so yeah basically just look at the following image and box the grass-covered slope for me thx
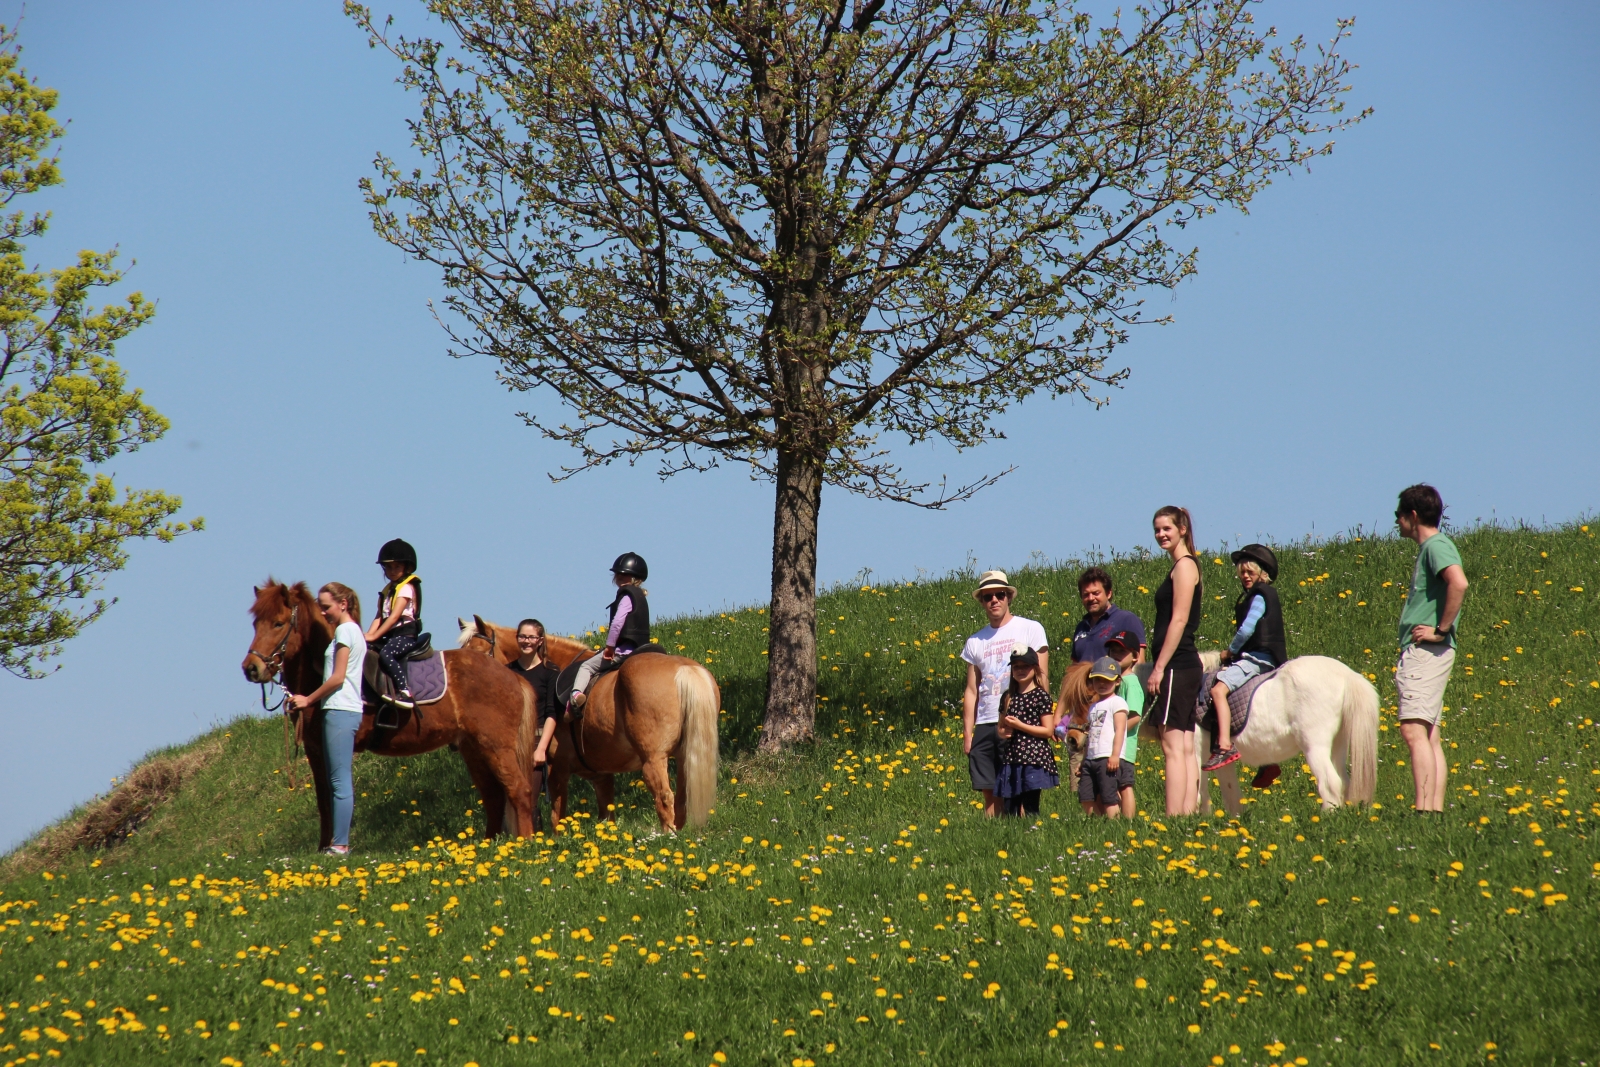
[3,523,1598,1065]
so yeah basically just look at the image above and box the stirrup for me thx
[375,703,402,729]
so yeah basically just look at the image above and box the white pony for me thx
[1190,650,1378,816]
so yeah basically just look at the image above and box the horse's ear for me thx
[253,586,260,597]
[474,614,492,638]
[458,617,468,632]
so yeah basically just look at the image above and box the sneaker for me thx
[1251,763,1282,789]
[390,690,416,710]
[320,845,350,856]
[1202,747,1241,772]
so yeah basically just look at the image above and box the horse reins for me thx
[252,602,300,706]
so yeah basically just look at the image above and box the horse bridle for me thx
[252,602,300,712]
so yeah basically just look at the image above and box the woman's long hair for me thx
[999,661,1049,719]
[320,582,362,625]
[1153,505,1196,557]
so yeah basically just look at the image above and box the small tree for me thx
[0,30,199,677]
[350,0,1364,747]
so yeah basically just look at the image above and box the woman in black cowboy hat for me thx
[1203,543,1288,771]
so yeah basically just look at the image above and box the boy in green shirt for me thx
[1395,484,1469,813]
[1105,630,1145,818]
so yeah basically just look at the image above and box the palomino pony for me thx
[1055,653,1377,816]
[241,581,543,849]
[458,616,719,832]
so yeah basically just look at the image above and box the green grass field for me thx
[4,523,1598,1066]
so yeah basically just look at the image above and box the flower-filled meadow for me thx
[3,524,1597,1065]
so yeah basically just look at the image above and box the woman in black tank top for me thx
[1152,568,1203,670]
[1148,506,1205,816]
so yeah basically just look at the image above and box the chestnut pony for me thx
[241,581,542,848]
[458,616,719,832]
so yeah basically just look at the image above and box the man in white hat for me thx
[961,570,1050,817]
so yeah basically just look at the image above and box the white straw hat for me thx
[973,570,1018,599]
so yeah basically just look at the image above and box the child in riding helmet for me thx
[1202,543,1287,771]
[568,552,651,715]
[366,538,423,709]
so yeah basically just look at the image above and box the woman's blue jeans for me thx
[322,709,362,847]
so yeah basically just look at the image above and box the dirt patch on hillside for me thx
[2,739,223,880]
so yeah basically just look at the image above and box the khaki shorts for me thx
[1396,643,1455,726]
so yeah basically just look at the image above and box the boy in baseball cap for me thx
[1103,630,1144,817]
[1079,656,1130,817]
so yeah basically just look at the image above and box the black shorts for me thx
[1150,666,1204,732]
[1115,760,1136,790]
[968,723,1000,792]
[1078,757,1120,806]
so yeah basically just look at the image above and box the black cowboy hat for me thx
[1229,543,1279,581]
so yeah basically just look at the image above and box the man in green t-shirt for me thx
[1395,484,1469,813]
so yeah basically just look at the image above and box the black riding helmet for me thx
[377,538,418,568]
[611,552,648,581]
[1229,543,1279,582]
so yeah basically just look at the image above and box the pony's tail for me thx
[1344,672,1379,805]
[677,665,720,828]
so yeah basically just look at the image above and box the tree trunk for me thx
[760,444,822,751]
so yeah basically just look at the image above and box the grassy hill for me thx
[4,523,1598,1065]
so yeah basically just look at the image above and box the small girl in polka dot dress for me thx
[994,646,1059,816]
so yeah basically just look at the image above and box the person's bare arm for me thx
[1107,710,1127,772]
[366,588,412,642]
[1148,556,1197,694]
[1001,712,1056,739]
[1037,647,1050,697]
[531,716,557,763]
[289,644,349,710]
[962,662,980,753]
[1413,564,1469,643]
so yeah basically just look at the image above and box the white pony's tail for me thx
[677,665,720,828]
[1344,670,1379,804]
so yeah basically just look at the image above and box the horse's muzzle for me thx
[242,653,270,683]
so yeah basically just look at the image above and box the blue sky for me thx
[2,1,1595,851]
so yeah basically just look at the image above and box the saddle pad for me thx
[554,645,665,705]
[1196,663,1282,738]
[407,650,449,706]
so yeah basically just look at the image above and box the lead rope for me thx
[282,710,302,792]
[254,602,302,791]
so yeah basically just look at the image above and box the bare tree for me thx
[348,0,1365,748]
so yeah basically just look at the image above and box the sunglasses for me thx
[977,591,1010,603]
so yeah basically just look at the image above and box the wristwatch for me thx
[1435,622,1454,637]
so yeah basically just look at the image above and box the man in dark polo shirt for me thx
[1069,566,1147,665]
